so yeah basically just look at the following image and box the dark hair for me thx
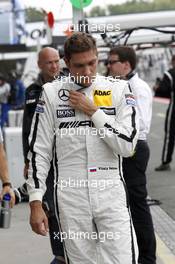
[109,46,137,70]
[172,55,175,61]
[64,32,97,60]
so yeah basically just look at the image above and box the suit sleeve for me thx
[22,88,30,163]
[91,83,139,157]
[26,87,55,202]
[22,86,42,163]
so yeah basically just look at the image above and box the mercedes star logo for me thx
[58,89,69,101]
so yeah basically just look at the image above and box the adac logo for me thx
[94,90,111,96]
[58,89,69,101]
[93,90,112,107]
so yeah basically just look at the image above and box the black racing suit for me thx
[22,74,64,258]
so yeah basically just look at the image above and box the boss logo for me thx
[94,90,111,96]
[57,109,75,118]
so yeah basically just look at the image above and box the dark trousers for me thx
[44,163,64,258]
[162,105,175,164]
[123,140,156,264]
[48,214,64,257]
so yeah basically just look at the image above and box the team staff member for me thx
[0,128,15,207]
[107,46,156,264]
[155,55,175,171]
[27,32,139,264]
[22,47,65,264]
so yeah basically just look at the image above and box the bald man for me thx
[22,47,60,164]
[37,47,60,82]
[17,47,65,264]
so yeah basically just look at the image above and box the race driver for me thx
[27,32,139,264]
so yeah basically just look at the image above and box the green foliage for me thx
[87,6,106,17]
[88,0,175,17]
[26,7,45,23]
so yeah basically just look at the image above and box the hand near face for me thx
[69,90,98,117]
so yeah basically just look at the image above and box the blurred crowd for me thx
[0,71,25,128]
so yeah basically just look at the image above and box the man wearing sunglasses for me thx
[107,46,156,264]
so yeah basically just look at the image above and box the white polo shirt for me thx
[129,73,152,140]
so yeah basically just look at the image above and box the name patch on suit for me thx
[57,109,75,118]
[93,90,112,106]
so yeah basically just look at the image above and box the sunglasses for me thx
[105,60,121,65]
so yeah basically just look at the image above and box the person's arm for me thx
[22,85,42,178]
[0,143,15,207]
[136,85,152,136]
[22,87,31,179]
[29,200,49,236]
[22,87,31,164]
[26,85,55,235]
[69,82,139,157]
[0,83,10,96]
[155,71,172,98]
[18,79,25,97]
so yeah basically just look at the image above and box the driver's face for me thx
[66,49,98,86]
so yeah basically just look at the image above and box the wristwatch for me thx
[2,182,12,188]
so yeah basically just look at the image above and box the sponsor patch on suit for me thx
[125,94,136,106]
[100,107,116,115]
[93,89,112,106]
[57,109,75,118]
[35,105,44,113]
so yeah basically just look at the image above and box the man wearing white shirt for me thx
[107,46,156,264]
